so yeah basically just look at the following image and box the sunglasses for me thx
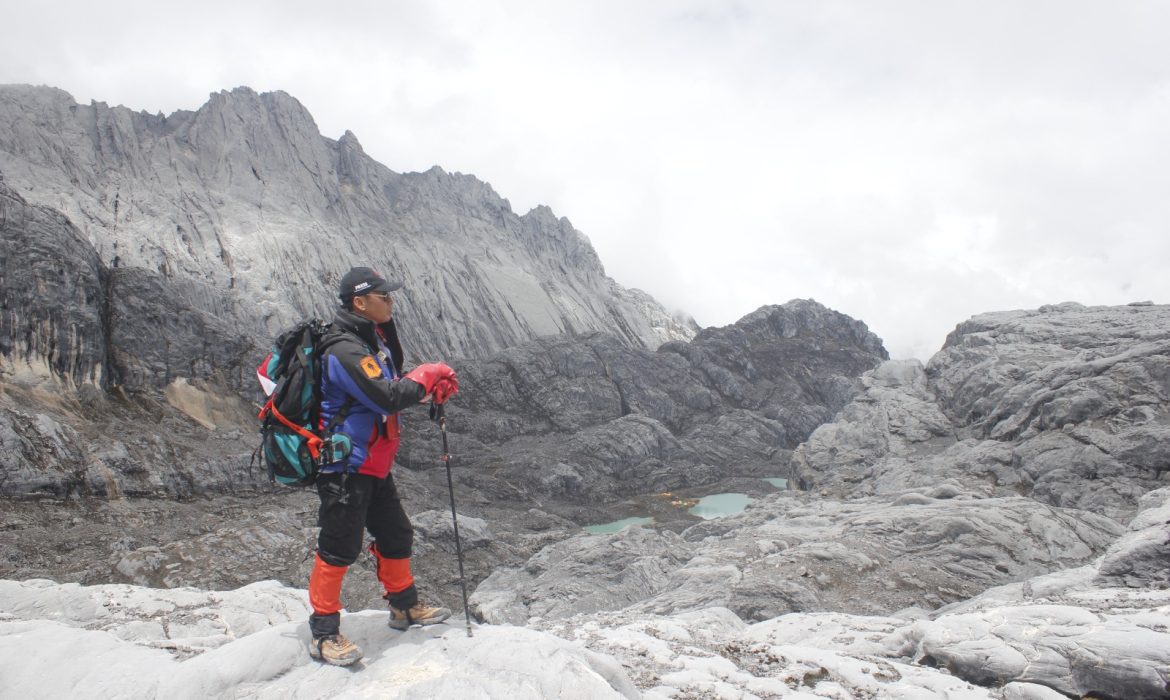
[365,292,393,302]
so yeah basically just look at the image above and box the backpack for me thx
[254,320,353,486]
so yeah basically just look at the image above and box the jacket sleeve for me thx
[325,343,426,416]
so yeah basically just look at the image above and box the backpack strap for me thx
[263,398,326,459]
[324,397,355,433]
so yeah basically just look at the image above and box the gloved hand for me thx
[432,377,457,404]
[404,362,459,404]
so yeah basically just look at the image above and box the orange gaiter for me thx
[308,553,348,615]
[370,544,414,595]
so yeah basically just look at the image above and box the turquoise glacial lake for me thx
[583,516,655,534]
[688,493,751,520]
[762,477,788,488]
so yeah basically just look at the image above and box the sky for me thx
[2,0,1168,359]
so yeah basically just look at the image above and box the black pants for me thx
[309,472,416,637]
[316,471,413,566]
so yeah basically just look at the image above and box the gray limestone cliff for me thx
[0,84,694,379]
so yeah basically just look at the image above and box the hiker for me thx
[307,266,459,666]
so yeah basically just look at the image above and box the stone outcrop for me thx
[470,490,1122,624]
[439,300,887,503]
[887,486,1170,699]
[509,480,1170,698]
[0,84,695,374]
[792,303,1170,522]
[1095,485,1170,587]
[0,580,642,698]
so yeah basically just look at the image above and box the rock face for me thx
[467,445,1170,700]
[0,84,887,513]
[0,295,886,502]
[470,491,1122,625]
[792,303,1170,522]
[0,180,289,394]
[0,84,695,377]
[0,181,106,386]
[440,300,888,503]
[888,486,1170,699]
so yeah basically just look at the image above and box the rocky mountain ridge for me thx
[0,83,694,372]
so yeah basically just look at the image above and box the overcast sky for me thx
[3,1,1168,359]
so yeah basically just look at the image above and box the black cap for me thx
[338,266,403,300]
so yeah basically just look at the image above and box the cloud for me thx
[2,0,1169,360]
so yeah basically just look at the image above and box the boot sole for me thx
[315,655,362,667]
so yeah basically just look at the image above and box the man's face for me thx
[352,291,394,324]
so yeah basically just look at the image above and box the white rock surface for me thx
[0,579,638,699]
[0,577,1004,699]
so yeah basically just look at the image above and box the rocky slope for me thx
[470,492,1123,625]
[465,302,1170,698]
[2,84,884,510]
[791,302,1170,521]
[0,84,694,376]
[1,182,888,611]
[441,300,887,506]
[534,484,1170,698]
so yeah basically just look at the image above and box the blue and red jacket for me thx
[317,310,425,478]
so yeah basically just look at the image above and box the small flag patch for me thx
[360,356,382,379]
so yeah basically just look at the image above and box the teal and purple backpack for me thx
[254,320,351,486]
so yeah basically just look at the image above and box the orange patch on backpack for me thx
[360,356,382,379]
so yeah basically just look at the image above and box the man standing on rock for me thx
[307,266,459,666]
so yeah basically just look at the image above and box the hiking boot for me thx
[389,601,451,630]
[308,633,363,666]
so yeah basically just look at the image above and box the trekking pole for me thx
[434,401,473,638]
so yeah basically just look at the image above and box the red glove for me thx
[404,363,459,404]
[432,378,458,404]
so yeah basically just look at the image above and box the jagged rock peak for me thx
[0,83,696,371]
[337,129,363,150]
[0,83,75,107]
[204,86,313,118]
[699,299,889,358]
